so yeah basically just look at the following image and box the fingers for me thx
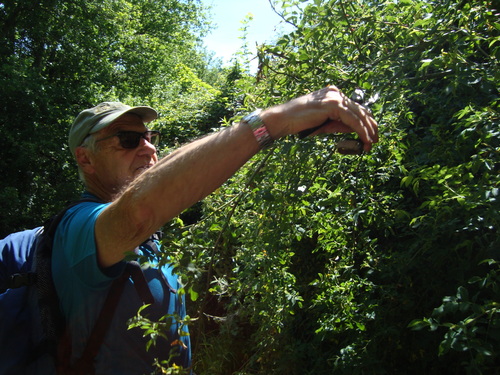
[261,86,379,151]
[323,86,379,151]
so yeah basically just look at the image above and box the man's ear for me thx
[75,146,95,174]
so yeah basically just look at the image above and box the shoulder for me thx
[52,200,119,286]
[63,200,110,227]
[54,200,110,259]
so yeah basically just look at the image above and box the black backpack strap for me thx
[57,262,155,375]
[127,260,156,304]
[36,198,104,355]
[4,271,37,289]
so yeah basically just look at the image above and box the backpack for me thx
[0,199,156,375]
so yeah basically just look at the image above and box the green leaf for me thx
[189,287,199,301]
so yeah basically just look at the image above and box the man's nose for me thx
[138,136,157,155]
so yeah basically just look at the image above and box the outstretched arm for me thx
[95,86,378,267]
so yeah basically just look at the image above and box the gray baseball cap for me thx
[68,102,158,156]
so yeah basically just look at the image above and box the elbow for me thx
[114,189,163,244]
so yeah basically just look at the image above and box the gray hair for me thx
[77,135,99,183]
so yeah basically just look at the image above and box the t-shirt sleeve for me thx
[53,202,124,290]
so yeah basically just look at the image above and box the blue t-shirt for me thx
[52,194,191,374]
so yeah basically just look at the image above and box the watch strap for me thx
[242,110,274,149]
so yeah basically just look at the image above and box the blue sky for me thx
[201,0,295,71]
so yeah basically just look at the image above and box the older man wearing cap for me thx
[51,86,378,374]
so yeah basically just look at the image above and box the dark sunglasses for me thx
[95,130,161,149]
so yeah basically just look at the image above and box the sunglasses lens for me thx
[118,132,141,149]
[117,131,160,149]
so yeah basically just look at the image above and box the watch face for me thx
[243,111,263,128]
[248,114,260,125]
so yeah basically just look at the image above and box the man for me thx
[53,85,378,373]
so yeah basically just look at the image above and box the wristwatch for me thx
[242,110,274,149]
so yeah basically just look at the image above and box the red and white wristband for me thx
[242,109,274,150]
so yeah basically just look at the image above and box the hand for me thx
[261,86,379,152]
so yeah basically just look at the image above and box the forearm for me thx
[96,120,260,266]
[125,120,260,227]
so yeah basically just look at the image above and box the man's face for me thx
[85,113,158,196]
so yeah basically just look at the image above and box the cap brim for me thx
[125,106,158,123]
[90,106,158,135]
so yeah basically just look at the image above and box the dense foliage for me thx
[160,0,499,374]
[1,0,499,374]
